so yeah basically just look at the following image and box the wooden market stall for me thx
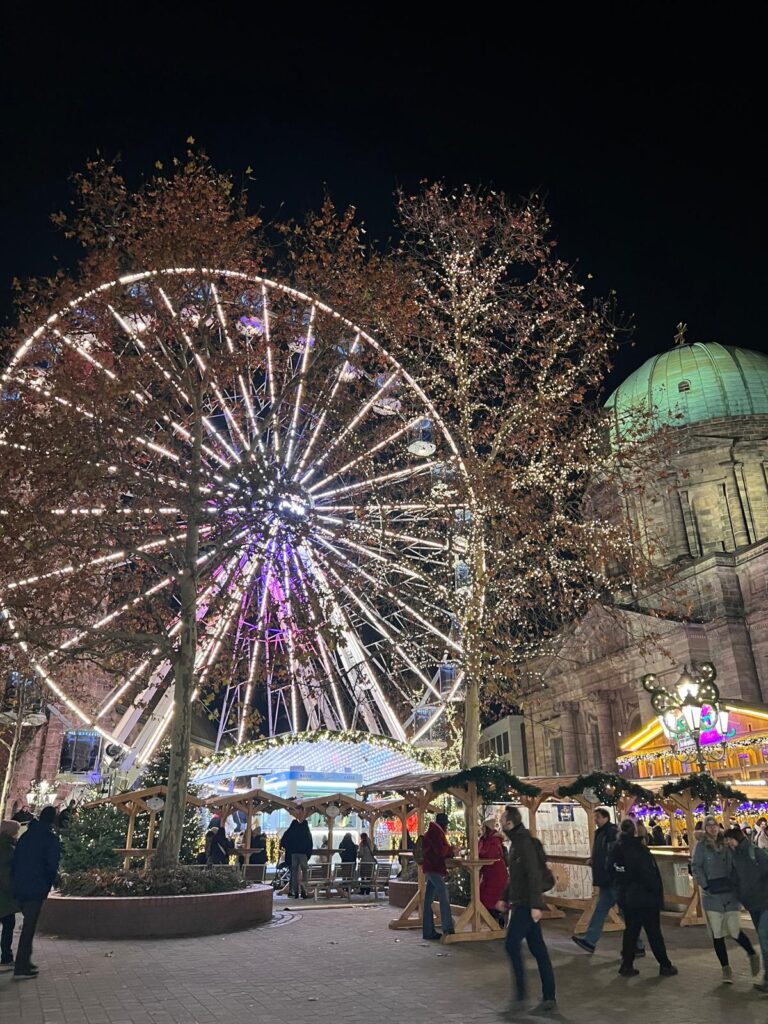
[84,785,207,869]
[205,787,294,864]
[359,766,542,944]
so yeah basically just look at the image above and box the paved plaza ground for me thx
[1,902,767,1024]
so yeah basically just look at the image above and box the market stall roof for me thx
[205,787,295,815]
[358,770,445,797]
[292,792,373,818]
[191,732,427,787]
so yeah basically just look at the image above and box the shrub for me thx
[59,865,246,897]
[59,803,125,873]
[446,866,471,907]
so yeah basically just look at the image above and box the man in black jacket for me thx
[496,805,556,1014]
[11,805,61,981]
[611,818,677,977]
[572,808,644,956]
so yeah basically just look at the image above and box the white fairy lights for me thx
[1,267,477,755]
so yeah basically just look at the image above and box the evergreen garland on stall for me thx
[661,773,747,806]
[556,772,657,807]
[431,765,541,802]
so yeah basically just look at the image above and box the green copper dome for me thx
[605,342,768,438]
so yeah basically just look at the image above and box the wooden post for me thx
[244,798,253,856]
[147,810,157,869]
[124,802,137,870]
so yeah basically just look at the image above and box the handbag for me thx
[707,876,733,895]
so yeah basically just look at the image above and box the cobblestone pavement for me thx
[2,906,768,1024]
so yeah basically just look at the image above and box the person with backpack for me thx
[611,818,677,978]
[692,815,759,983]
[496,805,557,1015]
[572,807,644,956]
[419,811,456,940]
[725,825,768,992]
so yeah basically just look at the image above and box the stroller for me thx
[272,860,291,891]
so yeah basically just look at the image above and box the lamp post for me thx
[642,663,725,774]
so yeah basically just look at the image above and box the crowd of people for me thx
[417,805,768,1016]
[6,793,768,1009]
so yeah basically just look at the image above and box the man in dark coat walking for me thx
[611,818,676,978]
[12,805,60,981]
[496,805,557,1014]
[573,807,644,955]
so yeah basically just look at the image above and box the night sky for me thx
[1,11,764,392]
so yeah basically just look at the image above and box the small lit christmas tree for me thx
[133,744,204,864]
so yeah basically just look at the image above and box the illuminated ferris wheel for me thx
[1,269,473,767]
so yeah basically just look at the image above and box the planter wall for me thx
[38,884,273,939]
[389,879,418,908]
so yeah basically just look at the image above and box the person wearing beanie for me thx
[692,816,759,983]
[725,825,768,991]
[11,805,61,981]
[611,818,677,978]
[0,820,21,971]
[497,805,557,1014]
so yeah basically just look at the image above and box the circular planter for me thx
[38,883,273,939]
[389,879,418,908]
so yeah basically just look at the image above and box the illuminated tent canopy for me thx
[192,729,429,793]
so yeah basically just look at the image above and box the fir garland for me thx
[192,728,430,775]
[661,773,747,805]
[431,765,541,802]
[556,772,657,807]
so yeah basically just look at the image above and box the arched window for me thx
[678,379,691,393]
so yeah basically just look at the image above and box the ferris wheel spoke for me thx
[312,533,457,650]
[314,513,446,553]
[311,460,436,503]
[0,601,132,750]
[306,541,443,705]
[288,548,347,730]
[312,524,450,598]
[299,370,401,486]
[298,544,405,738]
[237,551,276,743]
[283,305,316,472]
[307,416,422,495]
[292,332,362,481]
[315,540,457,651]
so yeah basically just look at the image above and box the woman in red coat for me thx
[479,819,508,923]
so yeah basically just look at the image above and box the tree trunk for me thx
[0,684,26,818]
[460,514,486,769]
[461,675,480,768]
[153,571,197,867]
[154,408,201,869]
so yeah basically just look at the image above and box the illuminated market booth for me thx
[618,699,768,791]
[191,731,429,851]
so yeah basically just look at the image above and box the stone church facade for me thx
[518,341,768,778]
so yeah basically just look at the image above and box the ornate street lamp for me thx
[642,663,726,773]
